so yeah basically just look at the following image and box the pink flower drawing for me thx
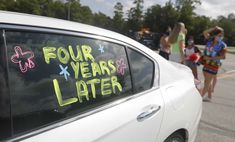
[116,58,127,75]
[11,46,35,73]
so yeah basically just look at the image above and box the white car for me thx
[0,11,202,142]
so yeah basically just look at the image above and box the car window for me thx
[127,48,154,93]
[5,30,132,135]
[0,30,12,141]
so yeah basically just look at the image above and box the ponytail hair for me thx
[168,22,185,44]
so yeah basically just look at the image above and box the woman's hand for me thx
[215,26,224,32]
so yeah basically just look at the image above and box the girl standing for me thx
[201,26,227,101]
[168,22,186,64]
[184,38,201,79]
[159,28,171,60]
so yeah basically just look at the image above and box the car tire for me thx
[164,132,185,142]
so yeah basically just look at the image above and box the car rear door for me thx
[4,27,164,142]
[22,89,164,142]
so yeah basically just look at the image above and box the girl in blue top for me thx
[201,26,227,101]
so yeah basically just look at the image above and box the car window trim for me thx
[125,46,156,92]
[124,47,135,93]
[0,29,14,141]
[124,46,159,88]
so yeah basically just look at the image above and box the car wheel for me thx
[164,132,185,142]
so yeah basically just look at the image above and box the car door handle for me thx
[137,105,161,122]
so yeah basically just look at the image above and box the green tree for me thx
[67,1,79,21]
[0,0,16,10]
[144,1,179,33]
[79,6,93,24]
[162,1,180,29]
[64,0,93,24]
[144,4,162,32]
[112,2,125,33]
[191,16,211,44]
[14,0,41,15]
[216,14,235,46]
[1,0,15,11]
[37,0,67,19]
[38,0,57,17]
[175,0,201,31]
[92,12,112,30]
[175,0,201,10]
[50,0,66,19]
[127,0,144,31]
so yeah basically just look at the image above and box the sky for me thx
[80,0,235,19]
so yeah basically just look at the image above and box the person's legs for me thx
[212,76,217,92]
[208,82,213,98]
[194,79,202,94]
[201,71,215,97]
[191,65,198,79]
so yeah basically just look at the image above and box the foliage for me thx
[127,0,144,31]
[112,2,125,33]
[144,1,179,33]
[216,14,235,45]
[92,12,112,30]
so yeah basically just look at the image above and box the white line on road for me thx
[218,70,235,79]
[225,70,235,74]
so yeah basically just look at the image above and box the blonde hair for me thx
[168,22,185,44]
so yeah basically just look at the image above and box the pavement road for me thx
[195,53,235,142]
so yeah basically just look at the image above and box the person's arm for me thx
[160,36,170,50]
[177,33,185,63]
[204,48,227,60]
[194,46,202,55]
[203,26,224,39]
[160,36,164,47]
[163,37,171,49]
[204,54,225,60]
[179,40,185,63]
[203,27,214,39]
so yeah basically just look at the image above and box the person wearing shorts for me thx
[159,28,171,60]
[201,26,227,101]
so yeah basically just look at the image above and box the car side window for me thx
[126,48,154,93]
[0,30,12,141]
[5,30,132,135]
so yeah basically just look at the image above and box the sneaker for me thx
[203,96,211,102]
